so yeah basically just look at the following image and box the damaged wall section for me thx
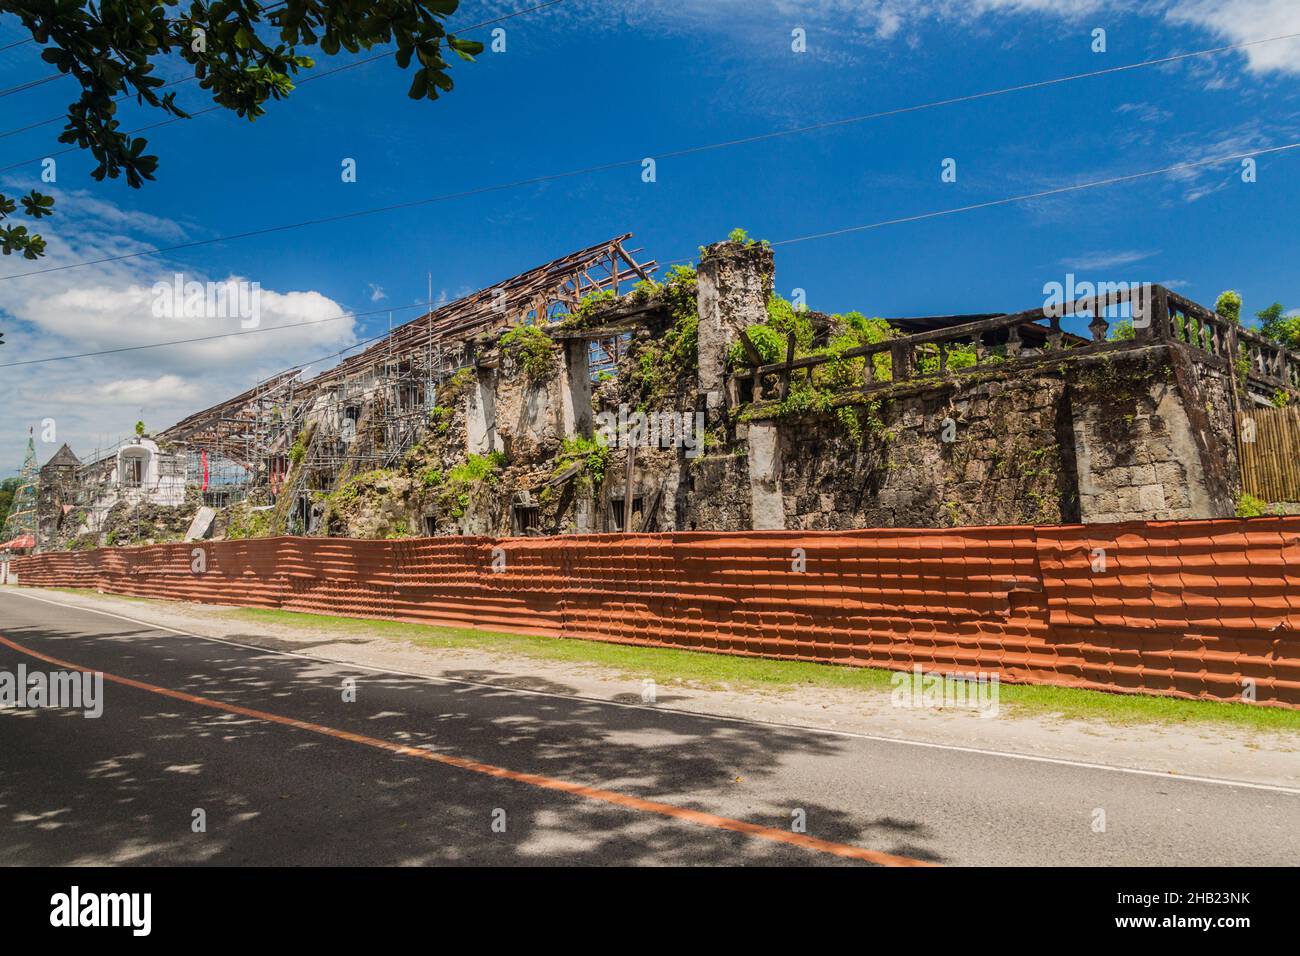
[33,232,1299,550]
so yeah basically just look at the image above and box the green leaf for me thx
[407,69,428,100]
[449,36,483,55]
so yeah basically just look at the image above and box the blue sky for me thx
[1,0,1298,473]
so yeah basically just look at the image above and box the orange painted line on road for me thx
[0,632,933,866]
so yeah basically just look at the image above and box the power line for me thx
[3,140,1296,371]
[0,4,291,100]
[666,143,1300,263]
[3,25,1297,283]
[0,73,60,98]
[655,31,1300,165]
[0,300,427,370]
[0,73,205,143]
[1,15,1294,133]
[0,50,390,176]
[0,0,566,146]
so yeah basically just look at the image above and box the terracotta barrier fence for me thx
[9,517,1300,708]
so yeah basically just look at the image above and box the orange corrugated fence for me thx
[10,517,1300,708]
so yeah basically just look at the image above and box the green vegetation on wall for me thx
[557,290,619,331]
[439,451,507,519]
[732,297,901,439]
[225,503,273,540]
[269,423,316,536]
[553,435,612,490]
[499,324,559,384]
[427,405,454,437]
[699,227,771,257]
[622,265,699,411]
[1236,492,1270,518]
[288,429,308,465]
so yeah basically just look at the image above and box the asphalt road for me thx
[1,588,1297,866]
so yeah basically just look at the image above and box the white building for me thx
[81,437,186,532]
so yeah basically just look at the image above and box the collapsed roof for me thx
[157,234,657,462]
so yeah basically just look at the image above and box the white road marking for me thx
[6,586,1300,796]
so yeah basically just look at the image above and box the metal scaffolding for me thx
[141,234,657,532]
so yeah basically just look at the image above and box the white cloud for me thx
[49,375,202,407]
[367,282,386,302]
[1060,249,1158,269]
[0,187,355,469]
[1166,0,1300,74]
[43,188,191,241]
[570,0,1300,74]
[1115,102,1174,125]
[1159,122,1285,201]
[565,0,1116,39]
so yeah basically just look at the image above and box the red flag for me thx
[201,449,209,491]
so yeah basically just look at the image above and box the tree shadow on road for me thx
[0,620,945,867]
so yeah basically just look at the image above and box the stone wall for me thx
[264,245,1247,542]
[678,449,752,532]
[1069,346,1239,524]
[772,369,1079,530]
[437,299,1241,537]
[737,345,1240,532]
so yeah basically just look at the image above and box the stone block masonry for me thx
[48,232,1288,551]
[762,344,1240,532]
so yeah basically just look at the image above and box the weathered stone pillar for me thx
[465,367,497,455]
[560,338,593,440]
[746,421,786,530]
[696,241,775,417]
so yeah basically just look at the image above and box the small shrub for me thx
[447,451,506,486]
[1215,290,1242,324]
[556,436,611,487]
[428,405,454,435]
[1236,492,1269,518]
[499,324,559,383]
[557,290,619,330]
[729,323,785,367]
[766,294,815,352]
[288,430,308,465]
[1108,319,1137,341]
[437,452,509,518]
